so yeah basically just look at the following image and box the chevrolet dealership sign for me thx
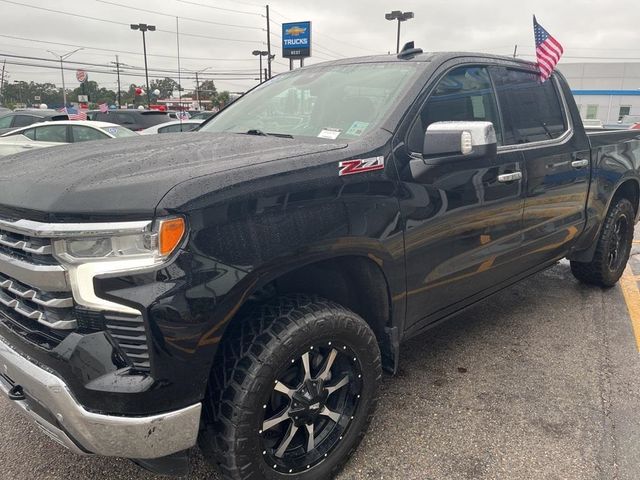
[282,21,311,59]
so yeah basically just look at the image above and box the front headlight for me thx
[53,217,185,264]
[52,217,186,315]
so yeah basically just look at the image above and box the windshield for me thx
[200,63,420,140]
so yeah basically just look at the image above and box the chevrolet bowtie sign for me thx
[282,21,311,59]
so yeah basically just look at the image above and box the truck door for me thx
[396,65,526,330]
[490,67,591,268]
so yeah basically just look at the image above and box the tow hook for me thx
[8,384,25,401]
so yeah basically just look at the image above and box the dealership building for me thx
[558,62,640,124]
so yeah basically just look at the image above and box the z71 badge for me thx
[338,156,385,176]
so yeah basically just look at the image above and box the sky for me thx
[1,0,639,96]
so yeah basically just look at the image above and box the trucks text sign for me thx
[282,21,311,59]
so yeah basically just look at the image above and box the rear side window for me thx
[0,115,12,128]
[408,66,502,151]
[491,68,567,145]
[158,124,183,133]
[12,115,37,128]
[34,125,68,143]
[71,125,109,143]
[158,123,197,133]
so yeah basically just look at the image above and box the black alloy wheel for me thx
[199,295,382,480]
[570,197,636,287]
[607,215,629,272]
[261,344,362,473]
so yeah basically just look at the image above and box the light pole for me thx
[130,23,156,107]
[252,50,269,83]
[47,48,83,107]
[385,10,414,54]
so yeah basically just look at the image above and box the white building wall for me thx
[558,62,640,124]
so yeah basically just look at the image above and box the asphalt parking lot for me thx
[1,227,639,480]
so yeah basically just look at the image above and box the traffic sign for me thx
[76,69,88,83]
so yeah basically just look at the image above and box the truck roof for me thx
[301,51,538,69]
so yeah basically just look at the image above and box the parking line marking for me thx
[620,266,640,352]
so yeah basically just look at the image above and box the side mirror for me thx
[410,121,497,181]
[423,121,497,160]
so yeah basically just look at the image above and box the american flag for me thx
[98,103,108,113]
[59,107,87,121]
[533,16,564,81]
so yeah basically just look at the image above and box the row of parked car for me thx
[0,108,214,157]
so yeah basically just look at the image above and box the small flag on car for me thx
[98,103,109,113]
[533,16,564,82]
[59,107,87,121]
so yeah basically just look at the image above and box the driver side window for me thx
[408,65,502,152]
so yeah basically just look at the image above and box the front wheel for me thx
[570,197,635,287]
[200,295,382,480]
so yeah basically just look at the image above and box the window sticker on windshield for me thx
[345,121,369,137]
[318,128,341,140]
[106,127,118,135]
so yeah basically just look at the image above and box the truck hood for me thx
[0,132,346,220]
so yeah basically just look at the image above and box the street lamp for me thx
[252,50,269,83]
[385,10,414,54]
[47,48,84,107]
[130,23,156,107]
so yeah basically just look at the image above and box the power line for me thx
[95,0,264,30]
[0,34,257,62]
[175,0,263,17]
[0,53,259,78]
[0,0,264,45]
[1,59,258,81]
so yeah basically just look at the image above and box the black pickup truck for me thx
[0,46,638,480]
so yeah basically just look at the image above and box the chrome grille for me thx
[0,219,151,371]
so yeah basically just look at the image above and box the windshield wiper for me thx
[244,129,293,139]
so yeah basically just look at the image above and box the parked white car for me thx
[139,119,203,135]
[0,121,137,157]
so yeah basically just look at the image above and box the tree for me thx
[70,81,117,105]
[197,79,217,101]
[150,77,181,98]
[2,81,61,107]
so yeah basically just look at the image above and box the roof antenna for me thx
[398,41,423,59]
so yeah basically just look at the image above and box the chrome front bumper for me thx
[0,334,201,459]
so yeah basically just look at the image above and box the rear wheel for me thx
[570,197,635,287]
[199,295,382,480]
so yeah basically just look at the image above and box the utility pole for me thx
[113,55,122,107]
[513,44,518,58]
[266,5,272,79]
[0,60,5,105]
[195,71,201,110]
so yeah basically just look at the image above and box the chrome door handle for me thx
[571,159,589,168]
[497,172,522,183]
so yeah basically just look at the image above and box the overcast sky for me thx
[1,0,639,95]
